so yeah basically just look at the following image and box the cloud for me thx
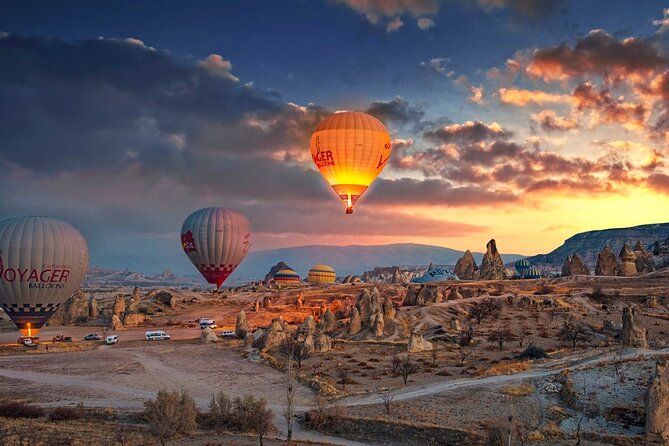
[531,110,578,131]
[334,0,439,24]
[366,96,426,128]
[652,8,669,33]
[417,17,435,30]
[423,120,513,144]
[572,82,647,130]
[499,88,573,106]
[647,173,669,194]
[386,16,404,32]
[475,0,565,18]
[468,86,484,104]
[197,54,239,82]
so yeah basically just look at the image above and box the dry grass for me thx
[476,360,532,377]
[500,382,535,396]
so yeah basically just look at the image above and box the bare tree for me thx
[381,393,394,415]
[431,343,439,366]
[515,326,531,347]
[336,365,351,390]
[487,329,516,350]
[458,347,472,365]
[113,424,136,446]
[278,336,310,368]
[391,355,419,385]
[144,390,198,446]
[248,398,275,446]
[558,320,593,348]
[468,298,502,324]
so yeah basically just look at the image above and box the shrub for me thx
[144,390,198,446]
[49,406,82,421]
[0,402,44,418]
[518,345,548,360]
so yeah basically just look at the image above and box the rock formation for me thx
[356,289,373,324]
[112,294,126,316]
[479,239,507,280]
[262,295,273,309]
[200,326,219,343]
[235,311,249,338]
[391,269,403,284]
[253,299,260,312]
[371,311,384,336]
[361,266,411,283]
[402,286,419,306]
[318,308,338,334]
[561,253,590,276]
[454,250,478,280]
[297,316,316,339]
[595,245,617,276]
[243,333,254,352]
[264,261,293,282]
[447,287,463,301]
[382,296,396,319]
[370,288,382,313]
[88,294,98,319]
[123,313,146,326]
[416,285,439,306]
[296,293,304,309]
[260,319,288,351]
[110,314,123,330]
[66,289,89,323]
[127,287,141,313]
[634,241,655,274]
[646,359,669,444]
[312,331,333,352]
[450,318,461,332]
[349,307,361,335]
[407,332,433,352]
[618,243,638,277]
[622,306,647,348]
[155,291,176,309]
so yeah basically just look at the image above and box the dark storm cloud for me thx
[423,121,513,145]
[366,96,426,129]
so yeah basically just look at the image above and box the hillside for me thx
[524,222,669,268]
[229,243,525,282]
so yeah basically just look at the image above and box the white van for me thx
[145,330,171,341]
[106,335,119,345]
[199,318,217,329]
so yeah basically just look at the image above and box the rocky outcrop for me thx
[298,316,316,339]
[318,308,338,334]
[595,245,617,276]
[454,250,478,280]
[447,287,463,301]
[243,333,254,352]
[618,243,638,277]
[646,359,669,444]
[264,261,293,282]
[416,285,439,305]
[362,266,413,284]
[127,287,141,313]
[155,291,176,309]
[262,295,272,309]
[110,314,123,330]
[479,239,507,280]
[634,241,655,274]
[450,318,461,331]
[88,294,98,318]
[622,306,647,348]
[349,307,361,335]
[391,269,403,284]
[253,299,260,312]
[122,312,146,327]
[382,296,396,320]
[407,332,433,352]
[67,290,89,323]
[371,311,384,336]
[356,289,373,324]
[200,326,219,343]
[236,311,249,339]
[561,253,590,276]
[112,294,126,316]
[260,319,288,352]
[296,293,304,309]
[403,286,419,307]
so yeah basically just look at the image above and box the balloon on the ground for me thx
[307,265,336,283]
[412,267,458,283]
[0,216,89,336]
[273,269,301,284]
[523,266,542,279]
[515,259,531,275]
[342,274,361,284]
[310,111,392,214]
[181,208,251,289]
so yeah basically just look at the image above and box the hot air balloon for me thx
[273,269,300,284]
[515,259,531,276]
[310,111,392,214]
[307,265,336,283]
[0,216,89,336]
[411,268,458,283]
[181,208,251,290]
[523,267,542,279]
[342,274,361,284]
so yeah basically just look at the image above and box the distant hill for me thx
[229,243,525,283]
[524,222,669,268]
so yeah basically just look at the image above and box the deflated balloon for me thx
[310,112,392,214]
[0,216,89,336]
[181,207,251,289]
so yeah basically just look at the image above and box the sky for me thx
[1,0,669,272]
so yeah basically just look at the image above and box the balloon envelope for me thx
[0,216,89,336]
[273,269,300,284]
[307,265,336,283]
[310,112,391,214]
[411,268,458,283]
[181,208,251,289]
[523,266,542,279]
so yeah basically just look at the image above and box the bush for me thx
[144,390,198,446]
[49,406,82,421]
[518,345,548,360]
[0,402,45,418]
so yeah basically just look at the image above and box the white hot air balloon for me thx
[181,208,251,290]
[0,216,89,336]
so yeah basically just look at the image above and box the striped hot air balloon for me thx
[523,266,542,279]
[307,265,336,283]
[0,216,89,336]
[310,112,392,214]
[342,275,361,284]
[273,269,301,284]
[515,259,531,276]
[181,208,251,290]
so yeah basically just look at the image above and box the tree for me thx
[144,390,198,446]
[336,365,351,390]
[381,393,394,415]
[391,355,418,385]
[487,329,516,350]
[278,336,310,369]
[431,343,439,366]
[468,298,502,324]
[515,326,531,347]
[206,391,234,432]
[558,320,593,348]
[232,395,275,445]
[458,348,472,365]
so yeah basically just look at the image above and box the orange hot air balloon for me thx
[310,112,392,214]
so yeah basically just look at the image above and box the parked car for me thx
[105,335,119,345]
[145,330,170,341]
[52,334,72,342]
[84,333,102,341]
[220,330,235,337]
[199,318,217,329]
